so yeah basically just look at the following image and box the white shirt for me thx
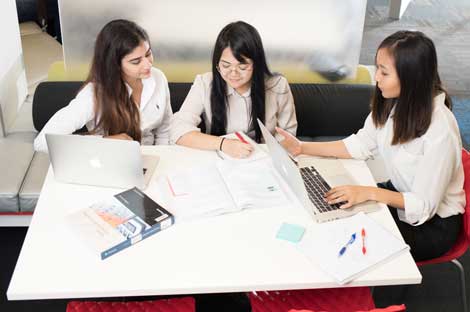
[34,67,173,153]
[170,72,297,143]
[343,93,465,225]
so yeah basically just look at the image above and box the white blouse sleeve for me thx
[274,79,297,140]
[154,75,173,145]
[401,134,461,225]
[342,113,378,160]
[169,75,206,144]
[33,84,95,153]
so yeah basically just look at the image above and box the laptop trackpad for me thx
[299,158,357,188]
[325,174,355,188]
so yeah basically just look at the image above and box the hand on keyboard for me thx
[325,185,372,209]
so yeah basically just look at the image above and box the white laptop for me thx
[257,120,379,222]
[46,134,159,189]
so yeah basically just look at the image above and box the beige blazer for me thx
[170,72,297,143]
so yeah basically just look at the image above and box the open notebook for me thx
[297,212,410,284]
[165,159,289,220]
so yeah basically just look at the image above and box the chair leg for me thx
[451,259,467,312]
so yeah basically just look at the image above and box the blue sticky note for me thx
[276,223,305,243]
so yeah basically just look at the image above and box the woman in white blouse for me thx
[170,21,297,159]
[34,19,172,153]
[277,31,465,261]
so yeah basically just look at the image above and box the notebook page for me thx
[297,212,409,284]
[216,159,289,210]
[166,164,237,220]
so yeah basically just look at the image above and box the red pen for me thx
[235,132,249,144]
[361,227,367,255]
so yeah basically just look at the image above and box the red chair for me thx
[416,149,470,312]
[66,289,403,312]
[66,297,195,312]
[248,288,405,312]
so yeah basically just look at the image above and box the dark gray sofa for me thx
[0,81,376,214]
[33,82,374,142]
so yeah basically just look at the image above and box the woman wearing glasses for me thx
[170,21,297,158]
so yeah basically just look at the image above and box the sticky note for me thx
[276,223,305,243]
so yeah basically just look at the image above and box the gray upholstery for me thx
[0,132,35,212]
[18,151,49,212]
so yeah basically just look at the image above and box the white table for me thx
[7,145,421,300]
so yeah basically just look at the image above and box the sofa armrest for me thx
[19,152,50,212]
[0,136,35,212]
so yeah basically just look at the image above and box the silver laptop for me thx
[46,134,159,189]
[257,120,378,222]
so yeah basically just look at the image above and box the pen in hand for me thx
[235,132,249,144]
[338,232,356,257]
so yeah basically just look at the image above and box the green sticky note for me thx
[276,223,305,243]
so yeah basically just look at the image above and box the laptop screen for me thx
[256,119,313,211]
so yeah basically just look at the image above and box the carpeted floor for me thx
[452,97,470,147]
[362,0,470,146]
[362,0,470,97]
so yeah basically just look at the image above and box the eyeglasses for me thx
[217,61,253,75]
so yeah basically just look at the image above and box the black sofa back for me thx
[33,81,374,140]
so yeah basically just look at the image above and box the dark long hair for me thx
[371,30,451,145]
[210,21,273,143]
[85,19,150,142]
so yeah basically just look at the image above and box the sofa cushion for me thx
[33,81,84,132]
[19,151,50,212]
[299,135,346,142]
[0,135,35,212]
[291,83,373,138]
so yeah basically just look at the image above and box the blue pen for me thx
[338,232,357,257]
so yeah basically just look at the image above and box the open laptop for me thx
[257,120,379,222]
[46,134,159,189]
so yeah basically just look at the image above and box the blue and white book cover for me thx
[68,187,174,259]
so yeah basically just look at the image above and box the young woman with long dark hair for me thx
[276,31,465,262]
[34,19,172,152]
[170,21,297,158]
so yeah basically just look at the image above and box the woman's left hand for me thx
[324,185,373,209]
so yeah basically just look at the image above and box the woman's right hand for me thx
[222,139,254,158]
[105,133,133,140]
[275,127,302,156]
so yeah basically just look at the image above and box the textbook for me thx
[297,212,409,284]
[68,187,174,260]
[165,158,289,220]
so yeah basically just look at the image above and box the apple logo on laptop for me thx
[89,157,102,169]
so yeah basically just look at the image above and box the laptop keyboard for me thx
[300,166,341,213]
